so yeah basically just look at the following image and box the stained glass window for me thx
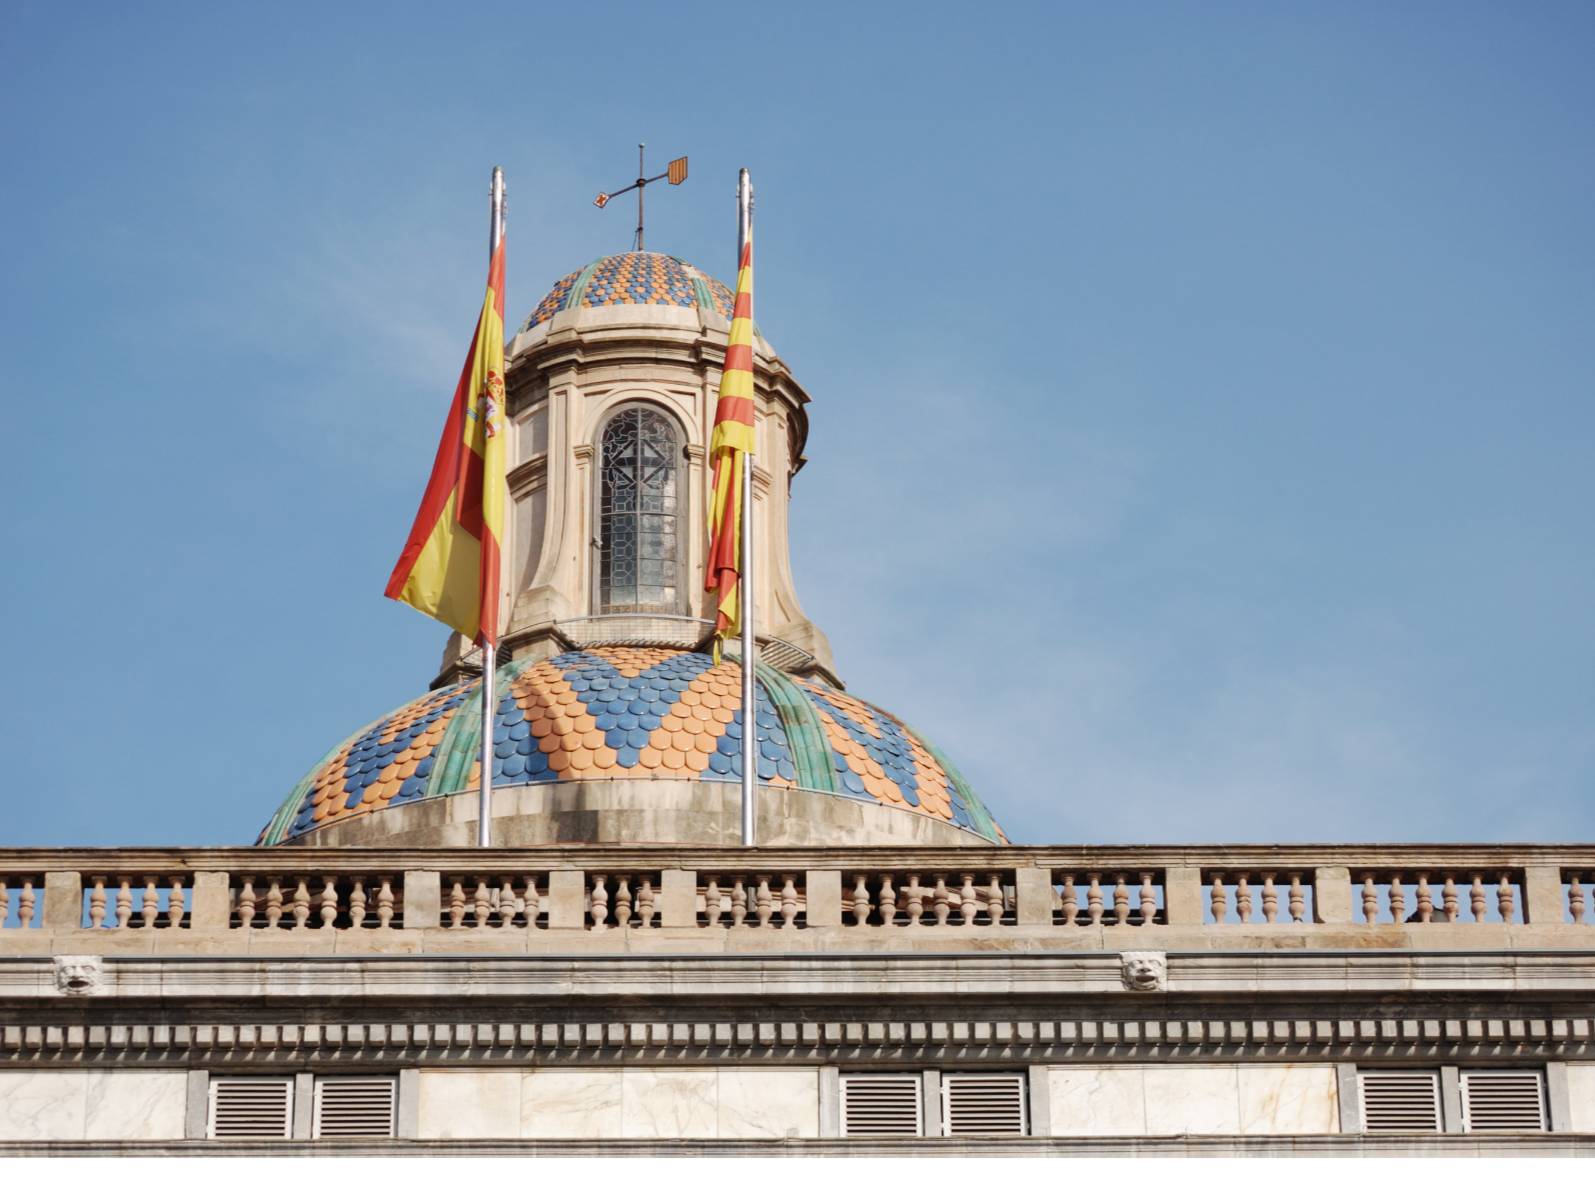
[598,407,680,613]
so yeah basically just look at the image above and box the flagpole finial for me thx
[489,166,506,255]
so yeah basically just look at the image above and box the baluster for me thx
[376,877,395,929]
[1497,873,1515,922]
[168,876,186,928]
[755,876,772,928]
[1287,872,1305,923]
[348,879,368,929]
[236,877,257,929]
[988,873,1005,925]
[589,874,609,930]
[905,874,924,926]
[704,877,722,927]
[959,874,979,925]
[1388,873,1405,923]
[320,877,340,928]
[1209,873,1228,923]
[1235,873,1253,923]
[1470,873,1486,922]
[89,877,107,929]
[1112,873,1130,925]
[491,878,514,927]
[730,876,749,927]
[1260,873,1278,924]
[142,877,161,928]
[1442,874,1459,921]
[265,880,284,929]
[447,881,466,929]
[780,875,798,928]
[1415,873,1433,923]
[1139,872,1157,926]
[615,876,634,928]
[474,878,492,927]
[636,877,655,929]
[932,874,951,926]
[878,874,897,927]
[1570,874,1586,924]
[1086,873,1103,926]
[850,874,870,925]
[19,881,36,929]
[291,879,311,929]
[1361,874,1379,923]
[0,880,8,928]
[523,876,541,927]
[1059,874,1078,926]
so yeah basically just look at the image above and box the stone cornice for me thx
[4,843,1591,871]
[3,950,1595,1000]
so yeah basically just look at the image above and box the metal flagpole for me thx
[737,168,756,848]
[479,165,506,849]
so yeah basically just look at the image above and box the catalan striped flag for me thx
[705,232,755,652]
[384,240,507,646]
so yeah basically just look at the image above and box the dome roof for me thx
[259,648,1005,846]
[520,251,736,332]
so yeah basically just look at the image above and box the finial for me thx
[593,145,689,251]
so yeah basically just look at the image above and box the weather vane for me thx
[593,143,688,251]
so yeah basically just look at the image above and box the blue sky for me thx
[2,2,1591,846]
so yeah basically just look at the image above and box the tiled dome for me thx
[258,649,1005,846]
[519,251,736,332]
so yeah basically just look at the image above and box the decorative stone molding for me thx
[1119,951,1166,992]
[51,956,104,997]
[1,1009,1591,1067]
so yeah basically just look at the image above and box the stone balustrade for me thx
[0,874,43,930]
[0,846,1591,948]
[231,872,402,930]
[842,870,1013,928]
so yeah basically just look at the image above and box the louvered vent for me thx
[314,1076,398,1138]
[1359,1071,1441,1132]
[1462,1070,1546,1132]
[841,1074,923,1137]
[942,1072,1028,1136]
[209,1077,293,1138]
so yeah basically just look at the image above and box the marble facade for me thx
[1047,1065,1339,1136]
[0,1070,185,1141]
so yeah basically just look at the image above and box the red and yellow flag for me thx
[384,241,507,646]
[705,233,755,651]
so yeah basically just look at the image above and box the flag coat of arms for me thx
[705,233,755,650]
[384,241,507,646]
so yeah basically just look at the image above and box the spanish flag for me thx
[384,240,506,646]
[705,232,755,651]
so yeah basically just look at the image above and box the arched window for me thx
[597,406,682,614]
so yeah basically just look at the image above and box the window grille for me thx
[208,1076,293,1138]
[841,1073,923,1137]
[313,1075,397,1138]
[941,1072,1028,1136]
[597,407,681,614]
[1358,1070,1441,1133]
[1461,1070,1546,1132]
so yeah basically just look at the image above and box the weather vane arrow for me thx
[594,143,688,251]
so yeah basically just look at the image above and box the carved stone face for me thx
[53,955,104,997]
[1119,950,1167,992]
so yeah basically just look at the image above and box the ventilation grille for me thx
[841,1074,922,1137]
[314,1076,397,1138]
[942,1072,1028,1136]
[1462,1070,1546,1132]
[209,1077,293,1139]
[1359,1071,1441,1133]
